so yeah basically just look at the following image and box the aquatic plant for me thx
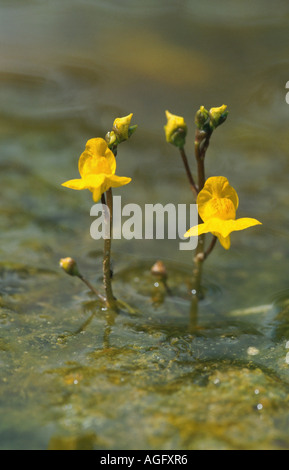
[164,105,261,317]
[60,105,261,317]
[60,113,136,311]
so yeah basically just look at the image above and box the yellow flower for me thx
[184,176,261,249]
[62,138,131,202]
[164,110,187,148]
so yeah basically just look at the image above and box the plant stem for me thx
[78,273,106,302]
[190,128,212,304]
[194,129,211,191]
[179,147,198,198]
[194,130,208,260]
[102,189,118,310]
[204,235,217,260]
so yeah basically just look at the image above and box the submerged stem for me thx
[102,189,118,310]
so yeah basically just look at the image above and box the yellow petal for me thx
[78,138,116,177]
[81,154,113,177]
[221,217,262,238]
[83,174,106,189]
[184,221,231,249]
[197,176,239,221]
[202,217,261,239]
[184,220,215,238]
[214,233,231,250]
[209,105,228,128]
[164,110,187,146]
[113,113,133,141]
[89,175,131,202]
[91,186,104,203]
[200,197,236,221]
[107,175,132,189]
[61,178,88,190]
[184,217,261,246]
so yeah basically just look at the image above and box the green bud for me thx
[195,106,210,131]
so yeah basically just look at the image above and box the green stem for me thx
[102,189,118,310]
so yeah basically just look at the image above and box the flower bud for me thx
[59,257,80,277]
[164,110,187,148]
[112,113,135,143]
[151,260,167,280]
[195,106,210,131]
[209,104,228,129]
[105,130,118,149]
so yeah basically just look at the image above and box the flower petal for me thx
[78,138,116,177]
[200,197,236,221]
[222,217,262,237]
[184,219,217,238]
[91,186,104,203]
[61,178,88,190]
[107,175,132,188]
[113,114,133,141]
[81,174,105,188]
[214,233,231,250]
[185,217,261,243]
[87,174,131,202]
[197,176,239,221]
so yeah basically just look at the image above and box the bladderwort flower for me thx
[184,176,261,249]
[62,137,131,202]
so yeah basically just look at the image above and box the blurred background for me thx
[1,0,289,450]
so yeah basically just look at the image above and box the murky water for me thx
[1,0,289,450]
